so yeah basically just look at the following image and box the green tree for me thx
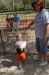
[45,0,49,8]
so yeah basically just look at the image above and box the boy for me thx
[15,33,27,69]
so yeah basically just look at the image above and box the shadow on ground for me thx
[0,54,49,75]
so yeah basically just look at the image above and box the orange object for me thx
[20,19,32,23]
[16,51,26,61]
[20,19,33,25]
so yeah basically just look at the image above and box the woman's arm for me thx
[41,23,49,43]
[28,19,34,29]
[25,19,34,29]
[44,23,49,37]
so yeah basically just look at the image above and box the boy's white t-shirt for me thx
[15,41,27,50]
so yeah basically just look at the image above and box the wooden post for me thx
[0,29,6,55]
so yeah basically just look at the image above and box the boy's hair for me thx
[32,0,44,11]
[16,33,22,37]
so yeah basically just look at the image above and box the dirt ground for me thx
[0,50,49,75]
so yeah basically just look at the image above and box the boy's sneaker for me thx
[39,61,48,66]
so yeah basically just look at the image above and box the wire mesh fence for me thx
[0,11,36,56]
[0,9,49,56]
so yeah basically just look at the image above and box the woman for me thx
[28,0,49,66]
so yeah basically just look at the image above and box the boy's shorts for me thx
[16,51,26,61]
[36,37,49,53]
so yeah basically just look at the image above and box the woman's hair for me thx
[32,0,44,11]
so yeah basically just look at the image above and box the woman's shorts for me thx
[36,37,49,53]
